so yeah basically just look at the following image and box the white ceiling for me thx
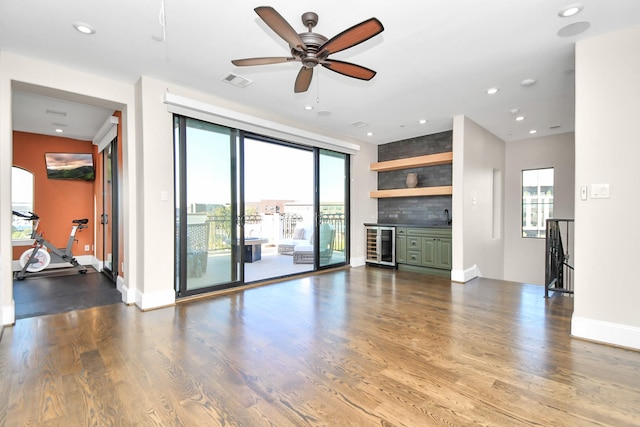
[2,1,640,145]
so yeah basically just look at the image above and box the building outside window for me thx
[522,167,554,238]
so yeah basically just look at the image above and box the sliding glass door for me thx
[174,117,241,296]
[318,149,348,268]
[243,137,314,282]
[174,116,349,297]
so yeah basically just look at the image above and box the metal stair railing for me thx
[545,218,574,298]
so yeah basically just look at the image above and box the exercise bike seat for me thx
[73,218,89,225]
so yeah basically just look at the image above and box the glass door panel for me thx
[242,137,314,282]
[101,139,118,281]
[175,117,240,295]
[318,150,348,268]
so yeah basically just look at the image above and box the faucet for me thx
[444,209,451,225]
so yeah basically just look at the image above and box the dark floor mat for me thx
[13,267,122,319]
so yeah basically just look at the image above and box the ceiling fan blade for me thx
[294,67,313,93]
[321,60,376,81]
[254,6,307,51]
[232,57,296,66]
[319,18,384,56]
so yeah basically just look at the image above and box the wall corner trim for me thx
[571,315,640,351]
[118,276,136,304]
[135,288,175,311]
[451,265,478,283]
[1,303,15,326]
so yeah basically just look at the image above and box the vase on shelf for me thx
[405,173,418,188]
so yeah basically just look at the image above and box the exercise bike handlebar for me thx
[12,210,39,220]
[12,211,88,227]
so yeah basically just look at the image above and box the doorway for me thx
[10,87,124,318]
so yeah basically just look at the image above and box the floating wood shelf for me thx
[370,186,453,198]
[370,152,453,172]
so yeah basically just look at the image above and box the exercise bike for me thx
[12,211,88,280]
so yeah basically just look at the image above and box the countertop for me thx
[364,221,452,229]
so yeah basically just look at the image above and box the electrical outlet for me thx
[84,245,90,251]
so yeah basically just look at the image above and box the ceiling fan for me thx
[231,6,384,93]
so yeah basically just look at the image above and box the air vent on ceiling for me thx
[549,125,562,130]
[350,121,369,128]
[46,109,67,117]
[222,73,253,88]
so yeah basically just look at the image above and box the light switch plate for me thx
[591,183,610,199]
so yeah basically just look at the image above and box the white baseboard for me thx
[135,288,175,311]
[572,315,640,350]
[350,256,365,267]
[118,276,136,304]
[1,303,15,326]
[451,264,479,283]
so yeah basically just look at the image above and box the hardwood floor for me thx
[1,267,639,426]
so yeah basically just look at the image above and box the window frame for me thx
[521,167,554,239]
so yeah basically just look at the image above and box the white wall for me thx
[452,115,505,281]
[572,26,640,349]
[504,133,575,285]
[0,52,138,325]
[350,142,378,266]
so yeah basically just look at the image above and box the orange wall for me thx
[13,132,95,260]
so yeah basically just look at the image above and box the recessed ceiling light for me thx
[73,22,96,34]
[419,119,427,124]
[521,78,537,87]
[529,129,537,134]
[558,3,583,18]
[515,116,525,121]
[55,128,64,133]
[487,87,499,95]
[304,105,313,111]
[367,132,374,137]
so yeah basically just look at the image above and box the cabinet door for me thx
[396,235,406,264]
[437,238,452,269]
[421,237,437,267]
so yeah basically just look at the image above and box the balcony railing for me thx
[200,212,346,253]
